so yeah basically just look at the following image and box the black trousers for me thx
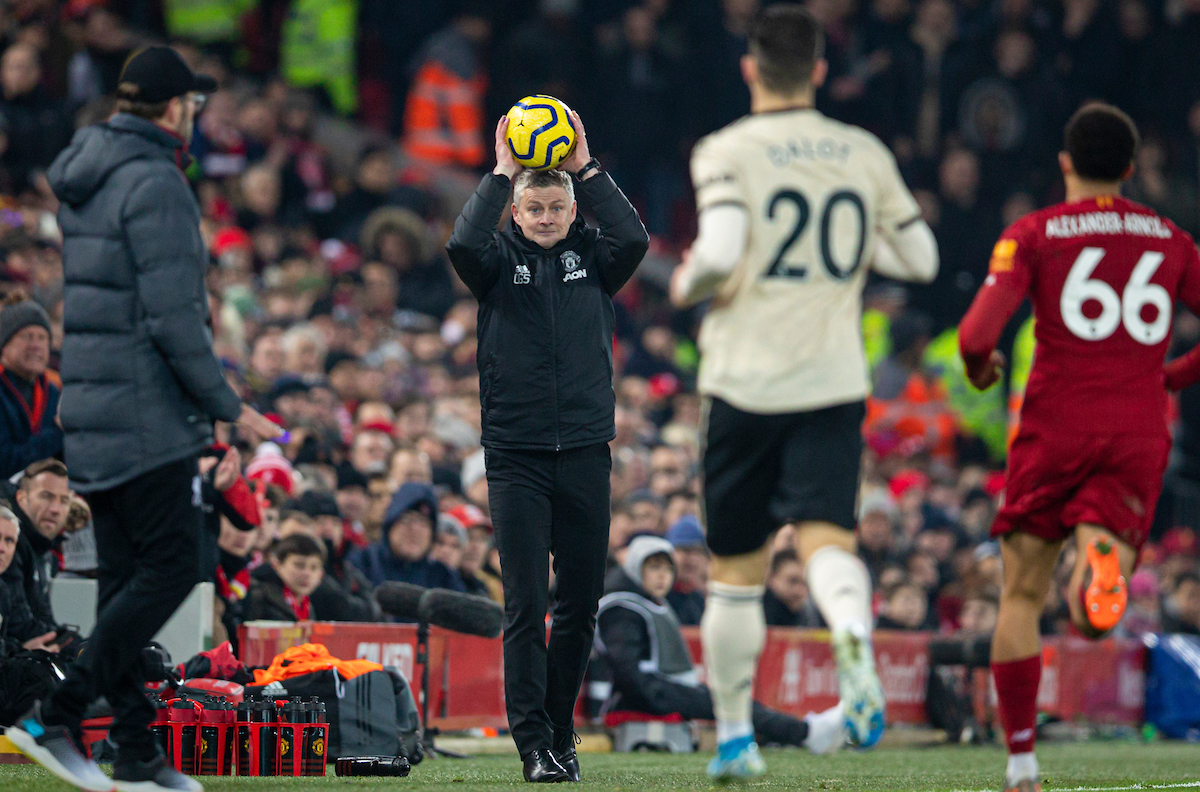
[44,456,203,763]
[486,443,611,756]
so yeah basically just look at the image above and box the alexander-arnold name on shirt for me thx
[1045,210,1173,239]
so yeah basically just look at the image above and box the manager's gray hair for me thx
[512,169,574,206]
[0,505,19,531]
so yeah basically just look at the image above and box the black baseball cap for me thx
[117,46,218,103]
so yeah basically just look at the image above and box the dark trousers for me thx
[44,456,203,763]
[486,443,611,756]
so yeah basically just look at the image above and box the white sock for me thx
[701,581,765,741]
[806,545,872,634]
[716,720,754,745]
[1006,752,1038,781]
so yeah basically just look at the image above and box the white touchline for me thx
[953,783,1200,792]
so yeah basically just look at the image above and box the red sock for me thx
[992,655,1041,754]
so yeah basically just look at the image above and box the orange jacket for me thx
[403,60,485,168]
[252,643,383,685]
[866,373,958,462]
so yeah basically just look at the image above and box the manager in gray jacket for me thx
[6,47,280,792]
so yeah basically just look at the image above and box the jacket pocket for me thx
[481,353,498,412]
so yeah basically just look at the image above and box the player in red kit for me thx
[959,103,1200,792]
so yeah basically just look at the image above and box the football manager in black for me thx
[447,110,648,783]
[7,47,281,792]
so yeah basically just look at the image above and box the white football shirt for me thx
[687,108,926,414]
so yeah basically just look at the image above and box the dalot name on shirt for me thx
[1046,211,1173,239]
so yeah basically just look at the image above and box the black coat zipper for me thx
[546,252,560,450]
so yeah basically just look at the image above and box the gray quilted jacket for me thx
[48,114,241,492]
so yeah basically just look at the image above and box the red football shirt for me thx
[959,195,1200,436]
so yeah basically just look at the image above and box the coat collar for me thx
[107,114,193,171]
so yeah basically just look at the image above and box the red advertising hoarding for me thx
[239,623,1144,732]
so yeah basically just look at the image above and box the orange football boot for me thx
[1084,536,1127,632]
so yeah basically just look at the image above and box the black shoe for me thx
[552,749,580,782]
[5,701,114,792]
[522,749,568,783]
[552,730,581,782]
[112,756,202,792]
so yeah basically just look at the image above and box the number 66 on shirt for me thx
[1060,246,1170,344]
[960,194,1200,440]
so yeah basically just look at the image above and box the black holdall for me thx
[245,666,422,763]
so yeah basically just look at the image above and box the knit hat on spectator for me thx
[434,412,480,450]
[0,298,51,351]
[360,418,395,436]
[857,489,897,521]
[267,376,311,408]
[461,448,486,492]
[665,515,706,550]
[211,226,253,258]
[889,469,930,500]
[445,503,492,534]
[324,350,360,377]
[291,490,340,519]
[245,442,295,495]
[437,513,468,546]
[1128,569,1158,599]
[336,463,369,491]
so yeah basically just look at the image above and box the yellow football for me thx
[505,95,577,171]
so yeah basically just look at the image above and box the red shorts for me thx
[992,428,1170,550]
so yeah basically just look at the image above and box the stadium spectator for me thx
[593,537,844,752]
[402,6,490,169]
[244,534,327,622]
[857,490,898,584]
[865,311,958,464]
[333,146,430,244]
[0,43,72,193]
[876,580,933,630]
[432,511,465,563]
[446,503,503,603]
[0,504,60,654]
[214,502,258,650]
[460,448,487,511]
[1120,570,1162,637]
[763,548,820,628]
[625,490,665,537]
[664,515,707,626]
[291,489,376,614]
[347,481,465,591]
[334,464,371,546]
[0,460,74,635]
[0,298,61,479]
[1162,572,1200,636]
[361,206,455,321]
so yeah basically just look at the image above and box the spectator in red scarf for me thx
[243,534,326,622]
[0,297,61,479]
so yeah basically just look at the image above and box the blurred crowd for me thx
[0,0,1198,666]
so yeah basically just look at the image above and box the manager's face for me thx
[513,186,577,249]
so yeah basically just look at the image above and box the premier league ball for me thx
[505,95,577,171]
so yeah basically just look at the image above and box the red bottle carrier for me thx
[196,700,236,776]
[234,695,328,777]
[165,700,199,774]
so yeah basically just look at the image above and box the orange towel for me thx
[252,642,383,685]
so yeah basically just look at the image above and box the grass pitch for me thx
[2,742,1198,791]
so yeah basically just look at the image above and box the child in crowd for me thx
[244,534,327,622]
